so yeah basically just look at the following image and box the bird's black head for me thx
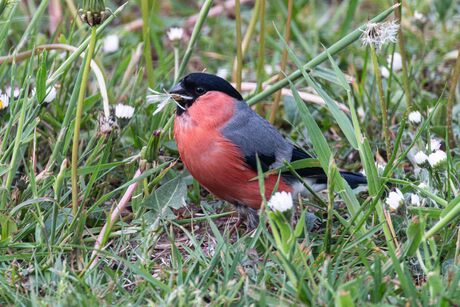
[170,72,243,115]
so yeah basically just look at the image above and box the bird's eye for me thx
[195,87,206,95]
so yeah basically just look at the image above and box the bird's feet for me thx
[233,203,259,232]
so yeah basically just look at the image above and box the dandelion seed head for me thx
[360,20,399,51]
[99,114,118,134]
[147,89,185,115]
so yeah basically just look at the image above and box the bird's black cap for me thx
[170,72,243,114]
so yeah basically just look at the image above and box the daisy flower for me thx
[115,103,135,119]
[428,150,447,168]
[103,34,120,53]
[410,194,421,207]
[429,139,441,152]
[0,92,9,110]
[386,188,404,211]
[167,27,184,42]
[5,86,20,98]
[414,151,428,166]
[268,191,293,213]
[408,111,422,124]
[381,52,403,78]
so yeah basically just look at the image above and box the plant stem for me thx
[87,168,143,270]
[394,0,411,110]
[232,0,260,80]
[447,45,460,149]
[370,45,392,160]
[234,0,243,92]
[140,0,154,88]
[1,97,28,209]
[255,0,265,115]
[173,46,179,82]
[71,26,98,216]
[269,0,292,124]
[176,0,213,83]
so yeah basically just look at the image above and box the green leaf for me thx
[141,176,187,212]
[325,50,351,92]
[403,216,424,257]
[36,52,47,102]
[294,210,306,238]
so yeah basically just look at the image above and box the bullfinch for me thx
[170,72,366,228]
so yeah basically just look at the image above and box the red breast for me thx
[174,91,292,209]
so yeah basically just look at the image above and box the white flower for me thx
[408,111,422,124]
[167,27,184,42]
[414,151,428,165]
[268,191,293,213]
[115,103,135,119]
[386,188,404,211]
[410,194,421,206]
[44,86,57,103]
[376,162,386,175]
[381,52,403,79]
[413,11,427,23]
[429,139,441,152]
[360,162,385,177]
[103,34,120,53]
[418,182,428,189]
[264,64,274,75]
[381,66,390,78]
[0,93,9,109]
[428,150,447,168]
[32,86,57,103]
[357,106,365,119]
[216,68,229,79]
[5,86,20,98]
[360,20,399,51]
[388,52,403,71]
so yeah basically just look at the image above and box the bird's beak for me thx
[169,82,194,105]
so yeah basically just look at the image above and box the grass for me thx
[1,0,460,305]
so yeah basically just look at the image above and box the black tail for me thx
[339,171,367,188]
[286,147,367,189]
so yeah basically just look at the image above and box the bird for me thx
[170,72,366,228]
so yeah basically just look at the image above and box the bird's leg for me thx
[233,203,259,231]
